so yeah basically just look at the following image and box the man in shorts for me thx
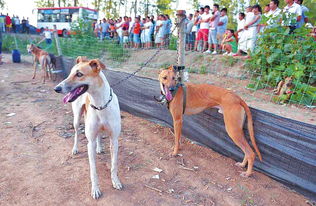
[217,8,228,52]
[196,5,211,52]
[185,14,194,51]
[205,4,220,54]
[133,17,141,49]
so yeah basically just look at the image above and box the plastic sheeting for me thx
[105,70,316,200]
[60,57,316,199]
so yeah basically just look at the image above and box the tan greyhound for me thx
[158,66,262,177]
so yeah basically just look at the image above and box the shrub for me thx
[246,26,316,106]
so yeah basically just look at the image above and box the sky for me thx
[0,0,211,26]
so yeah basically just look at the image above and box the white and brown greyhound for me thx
[54,56,122,199]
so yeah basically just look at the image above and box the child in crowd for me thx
[221,29,237,55]
[236,12,246,43]
[109,22,116,39]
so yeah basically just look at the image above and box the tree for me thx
[156,0,175,16]
[35,0,55,7]
[192,0,199,10]
[0,0,5,9]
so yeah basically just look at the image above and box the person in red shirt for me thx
[133,17,141,48]
[5,14,12,33]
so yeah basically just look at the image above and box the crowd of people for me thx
[0,13,31,34]
[185,0,311,57]
[92,0,311,58]
[92,14,173,49]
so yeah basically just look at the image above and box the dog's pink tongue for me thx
[165,87,173,101]
[62,87,81,103]
[63,93,72,104]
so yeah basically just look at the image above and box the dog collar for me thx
[167,82,187,114]
[90,88,113,110]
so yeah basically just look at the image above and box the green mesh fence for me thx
[2,25,315,108]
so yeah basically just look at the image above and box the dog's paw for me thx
[169,152,178,157]
[72,147,79,155]
[112,177,123,190]
[91,187,102,199]
[240,171,252,178]
[235,162,246,168]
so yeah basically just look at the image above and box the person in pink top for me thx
[205,4,220,54]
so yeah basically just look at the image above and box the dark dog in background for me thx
[36,45,57,72]
[273,76,295,104]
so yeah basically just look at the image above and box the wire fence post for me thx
[53,24,66,78]
[176,10,188,82]
[53,25,62,56]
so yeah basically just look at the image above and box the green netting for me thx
[2,24,315,108]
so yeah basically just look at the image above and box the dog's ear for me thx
[76,56,88,64]
[89,59,106,73]
[168,65,174,71]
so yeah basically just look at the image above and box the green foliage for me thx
[2,33,128,62]
[0,0,5,8]
[156,0,175,16]
[35,0,54,8]
[246,26,316,106]
[188,67,198,73]
[168,35,177,50]
[70,18,95,38]
[199,65,207,74]
[221,56,238,67]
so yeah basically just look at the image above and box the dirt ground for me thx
[0,54,312,206]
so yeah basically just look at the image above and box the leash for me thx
[90,88,113,110]
[110,18,185,88]
[110,49,161,88]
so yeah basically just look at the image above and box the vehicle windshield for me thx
[37,8,80,22]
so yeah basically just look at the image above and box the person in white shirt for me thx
[283,0,302,33]
[196,5,211,52]
[244,5,262,55]
[155,15,163,48]
[236,12,246,42]
[294,0,309,28]
[143,17,153,48]
[116,18,123,44]
[266,0,282,29]
[257,4,271,33]
[233,7,253,56]
[205,4,220,54]
[37,27,53,46]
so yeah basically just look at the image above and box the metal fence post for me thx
[176,10,188,82]
[53,24,66,78]
[53,25,62,56]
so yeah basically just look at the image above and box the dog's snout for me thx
[169,87,175,92]
[54,86,62,93]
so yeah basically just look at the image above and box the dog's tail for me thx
[240,100,262,161]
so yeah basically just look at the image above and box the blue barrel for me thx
[12,49,21,63]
